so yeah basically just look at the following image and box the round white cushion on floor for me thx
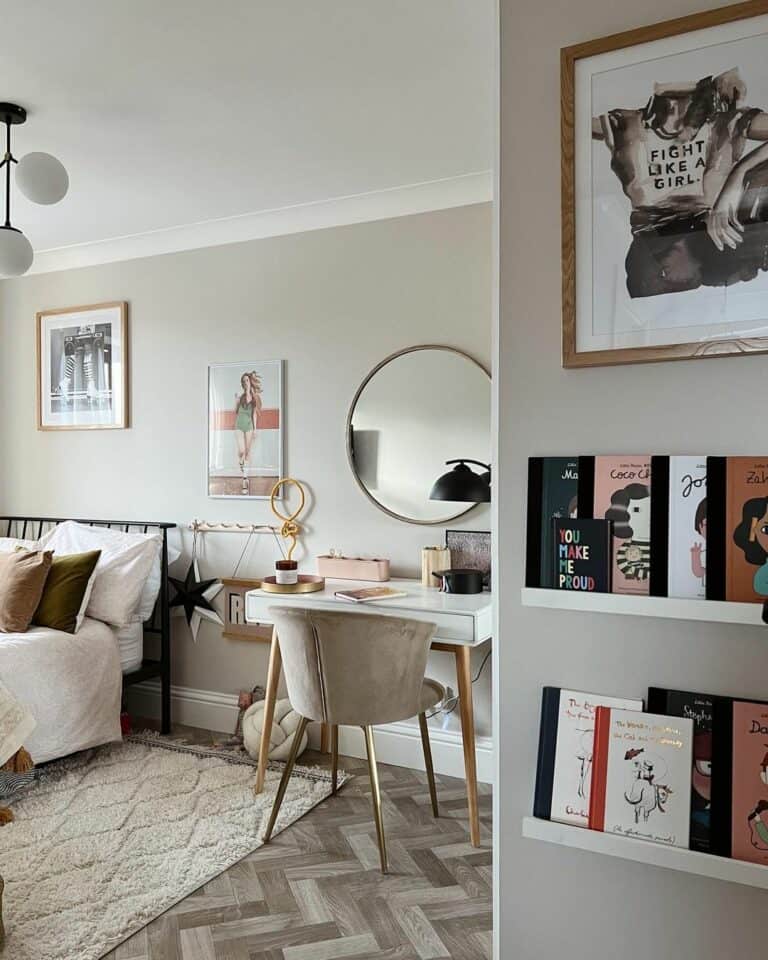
[242,698,308,762]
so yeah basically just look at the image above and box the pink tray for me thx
[316,556,391,582]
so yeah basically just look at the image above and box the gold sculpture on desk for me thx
[261,477,325,594]
[270,477,305,561]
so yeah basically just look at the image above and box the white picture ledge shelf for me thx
[522,817,768,890]
[521,587,767,627]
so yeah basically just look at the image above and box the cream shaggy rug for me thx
[0,735,345,960]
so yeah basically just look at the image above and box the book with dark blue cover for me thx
[553,518,612,594]
[526,457,579,588]
[533,687,561,820]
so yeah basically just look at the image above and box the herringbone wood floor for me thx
[104,722,492,960]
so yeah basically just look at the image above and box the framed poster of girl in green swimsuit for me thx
[208,360,283,498]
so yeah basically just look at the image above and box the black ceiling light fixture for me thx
[429,459,491,503]
[0,102,69,278]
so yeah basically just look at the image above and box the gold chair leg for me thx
[418,713,439,818]
[363,725,388,874]
[262,715,309,842]
[331,725,339,795]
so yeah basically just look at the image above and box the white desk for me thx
[245,578,492,846]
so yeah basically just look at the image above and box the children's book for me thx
[647,687,719,852]
[589,707,693,848]
[723,458,768,603]
[592,456,652,596]
[334,587,408,603]
[525,458,579,588]
[667,457,707,600]
[533,688,643,827]
[712,699,768,865]
[552,519,612,593]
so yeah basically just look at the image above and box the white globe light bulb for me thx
[15,152,69,205]
[0,227,34,277]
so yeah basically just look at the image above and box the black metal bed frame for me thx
[1,515,176,734]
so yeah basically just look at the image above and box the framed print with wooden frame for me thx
[36,302,128,430]
[221,578,271,642]
[563,2,768,367]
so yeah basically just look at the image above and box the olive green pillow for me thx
[33,550,101,634]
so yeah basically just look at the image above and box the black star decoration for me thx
[169,559,223,641]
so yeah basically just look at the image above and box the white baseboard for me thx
[335,720,493,784]
[128,681,241,735]
[128,681,493,784]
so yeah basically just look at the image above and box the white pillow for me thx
[134,541,182,622]
[115,621,144,673]
[0,537,38,553]
[39,522,161,627]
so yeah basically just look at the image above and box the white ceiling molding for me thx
[26,172,492,277]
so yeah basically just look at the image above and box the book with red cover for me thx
[589,706,693,848]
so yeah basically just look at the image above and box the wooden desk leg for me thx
[320,723,331,755]
[455,645,481,847]
[254,626,282,795]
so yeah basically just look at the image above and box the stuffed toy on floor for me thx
[0,678,37,826]
[0,746,34,825]
[242,697,308,762]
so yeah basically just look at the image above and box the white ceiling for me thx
[2,0,493,257]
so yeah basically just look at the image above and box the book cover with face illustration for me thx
[548,689,643,828]
[538,458,579,588]
[668,457,707,599]
[731,701,768,865]
[726,458,768,603]
[648,687,715,852]
[590,708,693,848]
[593,456,652,595]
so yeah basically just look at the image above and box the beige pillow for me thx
[0,550,53,633]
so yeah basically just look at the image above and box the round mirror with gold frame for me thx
[346,344,491,525]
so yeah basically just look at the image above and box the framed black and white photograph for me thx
[446,529,491,588]
[36,302,128,430]
[208,360,284,499]
[563,3,768,367]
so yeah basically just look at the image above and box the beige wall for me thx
[0,204,492,736]
[498,1,766,956]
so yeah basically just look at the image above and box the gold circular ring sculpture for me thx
[262,477,325,594]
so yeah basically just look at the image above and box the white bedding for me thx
[0,618,122,764]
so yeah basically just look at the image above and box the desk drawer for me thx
[245,593,476,645]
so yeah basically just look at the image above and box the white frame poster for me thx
[207,359,284,499]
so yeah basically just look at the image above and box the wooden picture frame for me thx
[220,578,272,642]
[36,301,129,429]
[563,1,768,367]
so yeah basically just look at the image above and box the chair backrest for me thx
[269,607,437,726]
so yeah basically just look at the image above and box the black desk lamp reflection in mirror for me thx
[429,459,491,503]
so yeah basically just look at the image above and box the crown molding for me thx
[25,171,492,277]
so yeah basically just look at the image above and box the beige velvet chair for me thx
[262,607,444,873]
